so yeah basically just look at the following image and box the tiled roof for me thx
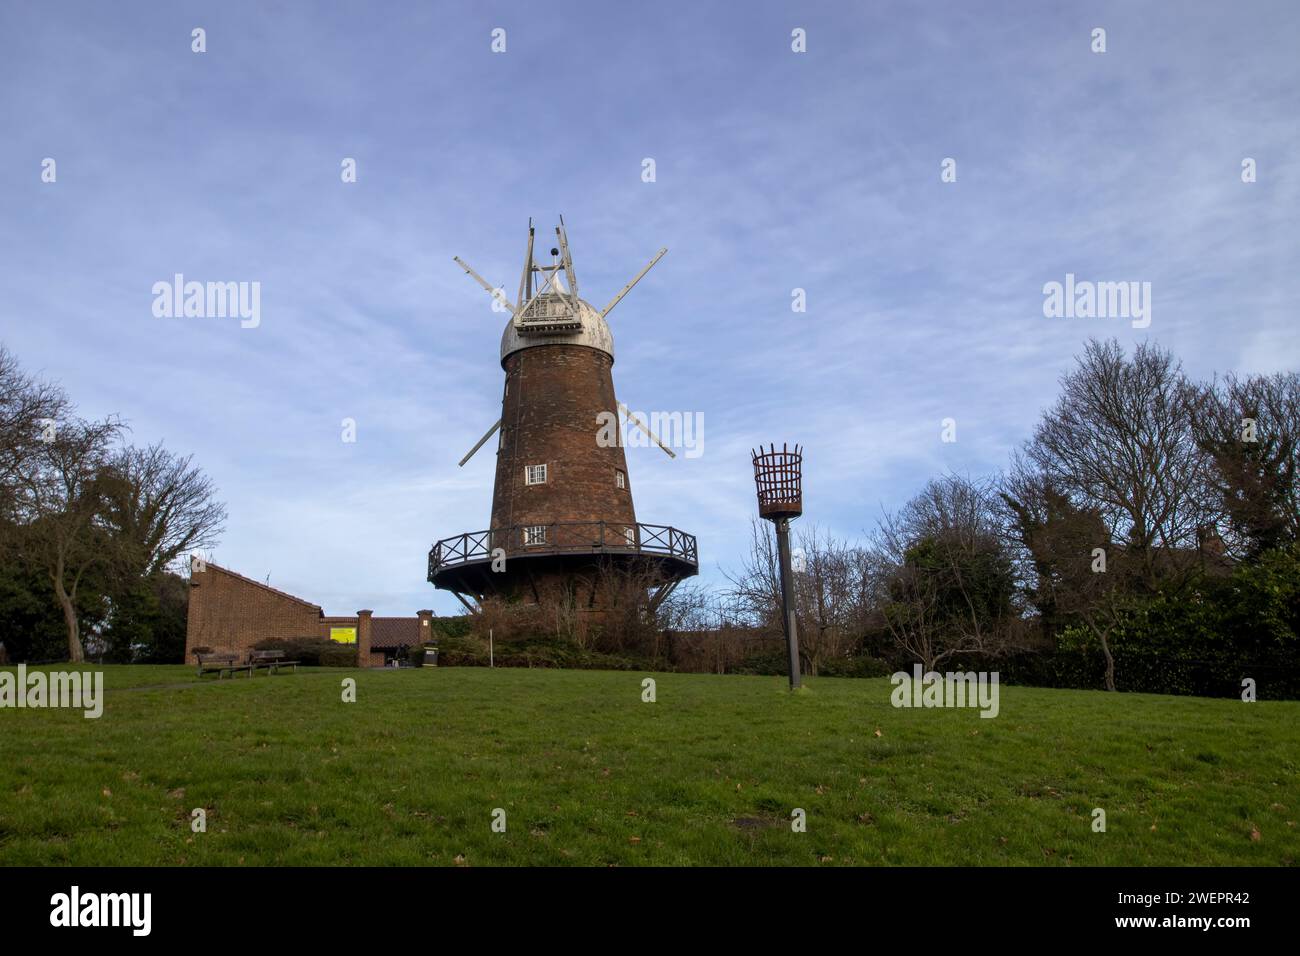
[371,617,421,648]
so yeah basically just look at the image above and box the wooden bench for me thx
[195,652,254,679]
[249,649,299,675]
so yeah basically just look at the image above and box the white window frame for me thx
[525,463,547,485]
[622,526,636,547]
[616,469,626,489]
[523,525,547,546]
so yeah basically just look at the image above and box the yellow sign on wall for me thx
[330,627,357,645]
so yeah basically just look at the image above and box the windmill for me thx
[428,218,698,614]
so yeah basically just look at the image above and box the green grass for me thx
[1,664,1296,865]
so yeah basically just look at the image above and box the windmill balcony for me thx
[427,520,698,598]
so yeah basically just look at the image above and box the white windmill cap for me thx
[500,296,614,365]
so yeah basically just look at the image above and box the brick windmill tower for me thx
[428,218,698,613]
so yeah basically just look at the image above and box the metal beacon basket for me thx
[751,443,803,522]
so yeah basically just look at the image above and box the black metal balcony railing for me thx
[428,521,698,580]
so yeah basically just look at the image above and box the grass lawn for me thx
[0,664,1296,866]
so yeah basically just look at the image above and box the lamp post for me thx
[752,443,803,690]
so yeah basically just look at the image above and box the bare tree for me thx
[101,443,227,578]
[790,525,876,675]
[1025,339,1210,592]
[654,579,717,634]
[0,345,69,524]
[874,475,1022,671]
[594,558,698,659]
[657,588,775,675]
[723,519,783,627]
[723,519,879,675]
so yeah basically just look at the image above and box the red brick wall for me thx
[185,565,322,661]
[492,345,637,537]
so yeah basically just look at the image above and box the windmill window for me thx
[622,527,636,547]
[615,469,626,489]
[525,463,547,485]
[524,525,547,546]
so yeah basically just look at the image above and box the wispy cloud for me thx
[2,0,1296,613]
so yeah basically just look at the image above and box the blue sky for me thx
[2,1,1297,615]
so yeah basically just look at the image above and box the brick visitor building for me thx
[185,562,430,667]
